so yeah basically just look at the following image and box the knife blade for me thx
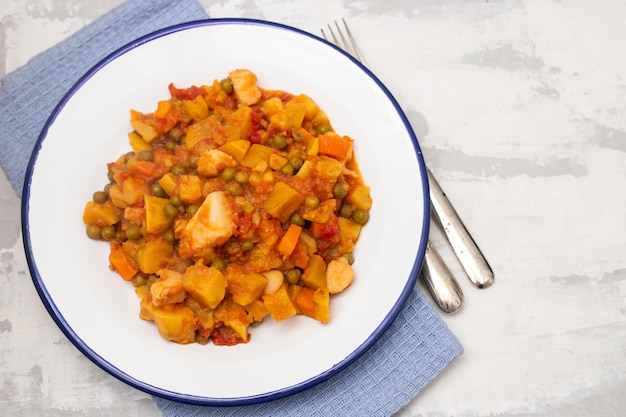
[427,168,494,288]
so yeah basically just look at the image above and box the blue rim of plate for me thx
[21,18,430,406]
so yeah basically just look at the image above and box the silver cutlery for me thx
[322,19,493,311]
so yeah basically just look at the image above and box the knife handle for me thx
[420,240,464,313]
[427,168,494,288]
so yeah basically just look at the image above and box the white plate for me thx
[22,19,429,405]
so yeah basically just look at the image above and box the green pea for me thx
[305,196,320,209]
[289,157,303,171]
[131,273,148,287]
[225,182,243,196]
[101,225,116,241]
[92,190,108,204]
[107,169,115,183]
[333,182,349,199]
[284,268,301,285]
[280,163,294,176]
[316,123,332,135]
[146,274,159,290]
[211,258,227,271]
[164,203,178,219]
[187,204,200,217]
[136,150,154,162]
[170,194,182,207]
[222,166,237,182]
[125,224,142,240]
[220,78,233,94]
[165,140,177,151]
[289,212,306,227]
[124,151,135,163]
[352,209,369,225]
[189,154,199,168]
[162,230,175,244]
[171,164,185,176]
[338,203,354,218]
[343,253,355,265]
[240,239,254,251]
[151,183,167,198]
[235,171,249,184]
[169,126,183,141]
[86,224,102,240]
[271,134,288,150]
[291,129,304,142]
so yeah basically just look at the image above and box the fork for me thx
[322,19,492,311]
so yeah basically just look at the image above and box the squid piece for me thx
[150,269,187,306]
[179,191,237,257]
[197,149,237,177]
[228,69,262,106]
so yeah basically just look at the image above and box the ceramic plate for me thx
[22,19,429,405]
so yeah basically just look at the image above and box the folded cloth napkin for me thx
[0,0,463,415]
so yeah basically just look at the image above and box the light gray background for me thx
[2,1,625,416]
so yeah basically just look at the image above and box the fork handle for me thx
[427,168,494,288]
[420,240,464,313]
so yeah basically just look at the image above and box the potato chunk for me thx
[182,262,227,309]
[152,305,196,344]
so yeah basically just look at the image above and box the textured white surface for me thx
[1,0,625,416]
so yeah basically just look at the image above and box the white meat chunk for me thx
[228,69,262,106]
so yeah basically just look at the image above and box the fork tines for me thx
[321,18,365,64]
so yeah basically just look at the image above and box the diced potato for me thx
[131,119,158,142]
[269,154,288,171]
[264,182,305,223]
[269,101,306,131]
[314,157,343,181]
[345,184,372,210]
[107,184,128,208]
[158,172,178,196]
[150,269,187,306]
[241,144,275,169]
[185,115,223,150]
[326,257,354,294]
[225,106,253,141]
[197,149,237,177]
[182,262,227,309]
[83,201,120,226]
[213,298,251,342]
[295,160,315,178]
[219,140,251,163]
[229,69,262,106]
[262,283,297,322]
[245,299,269,322]
[227,272,267,306]
[122,177,144,205]
[128,131,152,153]
[144,195,171,234]
[179,191,236,257]
[260,97,283,117]
[136,238,173,274]
[338,217,362,253]
[152,305,197,344]
[183,95,209,121]
[301,254,327,290]
[290,94,319,120]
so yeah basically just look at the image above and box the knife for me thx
[427,168,494,288]
[420,240,464,313]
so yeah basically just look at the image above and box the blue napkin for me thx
[0,0,463,415]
